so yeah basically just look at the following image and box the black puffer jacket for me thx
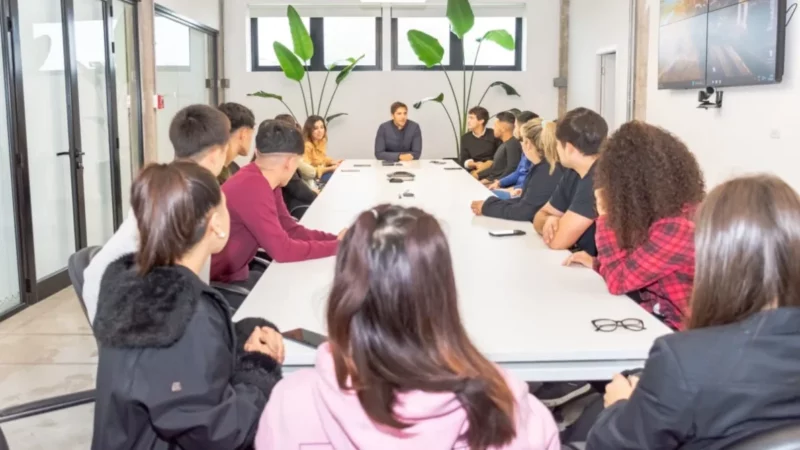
[92,254,282,450]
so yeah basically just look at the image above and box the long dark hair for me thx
[327,205,516,449]
[690,175,800,329]
[302,115,326,143]
[130,161,221,275]
[595,121,705,250]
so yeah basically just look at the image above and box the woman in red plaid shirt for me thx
[564,121,705,330]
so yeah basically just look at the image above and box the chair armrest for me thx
[251,257,270,272]
[211,283,251,297]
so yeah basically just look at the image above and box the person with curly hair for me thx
[564,121,705,330]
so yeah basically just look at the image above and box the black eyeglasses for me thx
[592,318,646,332]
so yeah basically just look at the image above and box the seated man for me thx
[211,120,341,287]
[533,107,608,256]
[217,102,256,184]
[477,111,522,182]
[460,106,500,175]
[375,102,422,162]
[83,104,231,323]
[488,110,539,197]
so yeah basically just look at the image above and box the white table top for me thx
[234,159,671,381]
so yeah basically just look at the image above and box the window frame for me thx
[391,17,523,71]
[250,17,383,72]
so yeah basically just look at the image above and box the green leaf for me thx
[287,6,313,61]
[326,113,348,123]
[413,93,445,109]
[447,0,475,39]
[247,91,284,101]
[335,54,365,84]
[407,30,445,68]
[273,42,305,81]
[487,81,521,97]
[479,29,515,51]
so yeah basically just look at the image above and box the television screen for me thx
[658,11,709,89]
[706,0,786,87]
[661,0,709,25]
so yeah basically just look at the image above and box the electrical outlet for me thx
[770,129,781,139]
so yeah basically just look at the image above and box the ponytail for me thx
[327,205,517,450]
[130,161,221,275]
[539,121,559,174]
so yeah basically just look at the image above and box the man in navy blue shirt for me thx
[375,102,422,161]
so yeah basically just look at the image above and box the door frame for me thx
[596,47,618,131]
[154,4,220,107]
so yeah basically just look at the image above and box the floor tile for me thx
[2,403,93,450]
[0,334,97,365]
[0,293,68,335]
[0,363,96,407]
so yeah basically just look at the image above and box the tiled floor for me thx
[0,288,95,449]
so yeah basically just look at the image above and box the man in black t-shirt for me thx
[533,108,608,256]
[460,106,501,175]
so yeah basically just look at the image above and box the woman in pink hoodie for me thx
[255,205,560,450]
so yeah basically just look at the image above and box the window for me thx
[391,16,523,71]
[250,16,382,71]
[323,17,380,67]
[394,18,451,67]
[253,16,311,68]
[464,17,519,67]
[155,16,191,67]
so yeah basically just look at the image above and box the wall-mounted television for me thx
[658,0,787,89]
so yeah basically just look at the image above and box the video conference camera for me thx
[698,87,724,110]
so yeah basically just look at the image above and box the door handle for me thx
[56,150,85,157]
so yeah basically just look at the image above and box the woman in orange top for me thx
[303,116,341,183]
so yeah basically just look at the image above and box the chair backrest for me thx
[67,246,102,324]
[728,423,800,450]
[0,425,8,450]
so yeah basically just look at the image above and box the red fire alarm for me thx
[157,94,165,110]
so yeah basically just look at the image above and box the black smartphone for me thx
[489,230,527,237]
[283,328,328,349]
[445,167,462,171]
[430,160,446,165]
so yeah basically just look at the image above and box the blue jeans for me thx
[320,172,333,183]
[492,189,512,200]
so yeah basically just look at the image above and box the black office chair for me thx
[728,423,800,450]
[0,426,8,450]
[0,247,101,425]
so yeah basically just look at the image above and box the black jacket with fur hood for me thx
[92,254,281,450]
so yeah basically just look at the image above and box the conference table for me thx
[234,159,672,382]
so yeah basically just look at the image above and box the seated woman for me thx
[563,122,704,330]
[375,101,422,162]
[472,119,564,222]
[255,205,560,449]
[92,161,284,449]
[580,175,800,449]
[303,115,340,184]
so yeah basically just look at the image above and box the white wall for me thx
[157,0,220,30]
[224,0,561,160]
[568,0,631,132]
[645,0,800,190]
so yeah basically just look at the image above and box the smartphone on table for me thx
[488,230,527,237]
[282,328,328,349]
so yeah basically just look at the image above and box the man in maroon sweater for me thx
[211,120,340,287]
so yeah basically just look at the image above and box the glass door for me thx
[16,0,79,294]
[112,0,142,217]
[74,0,119,246]
[154,7,218,162]
[0,7,22,316]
